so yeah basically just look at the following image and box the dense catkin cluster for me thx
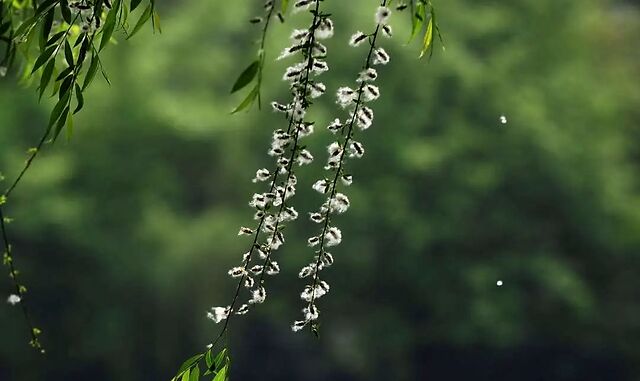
[207,0,333,326]
[292,2,391,333]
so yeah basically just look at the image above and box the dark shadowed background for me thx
[1,0,640,380]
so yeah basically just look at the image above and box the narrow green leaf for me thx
[31,45,57,74]
[180,369,190,381]
[231,85,258,114]
[205,349,213,370]
[127,4,152,39]
[212,365,227,381]
[99,0,122,51]
[52,105,70,141]
[38,59,55,100]
[60,0,72,23]
[40,10,55,50]
[213,348,227,371]
[419,18,433,58]
[82,53,99,90]
[65,112,74,141]
[14,16,36,39]
[224,354,231,379]
[152,11,161,33]
[74,32,85,47]
[281,0,290,13]
[73,83,84,114]
[407,3,425,43]
[188,366,200,381]
[204,348,228,375]
[176,354,203,375]
[230,60,260,93]
[35,0,58,16]
[78,38,89,66]
[64,40,74,66]
[59,75,73,100]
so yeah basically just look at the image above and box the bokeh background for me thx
[1,0,640,379]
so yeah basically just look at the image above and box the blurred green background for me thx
[1,0,640,379]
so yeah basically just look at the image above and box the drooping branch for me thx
[294,0,391,333]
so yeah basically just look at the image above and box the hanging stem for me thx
[306,0,387,325]
[208,0,323,350]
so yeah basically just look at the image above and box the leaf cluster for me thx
[0,0,159,141]
[406,0,444,58]
[172,347,231,381]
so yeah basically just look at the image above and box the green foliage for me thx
[171,348,230,381]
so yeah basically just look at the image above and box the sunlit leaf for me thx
[176,354,203,375]
[216,349,227,370]
[419,17,433,58]
[188,366,200,381]
[212,365,227,381]
[35,0,58,15]
[204,349,213,370]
